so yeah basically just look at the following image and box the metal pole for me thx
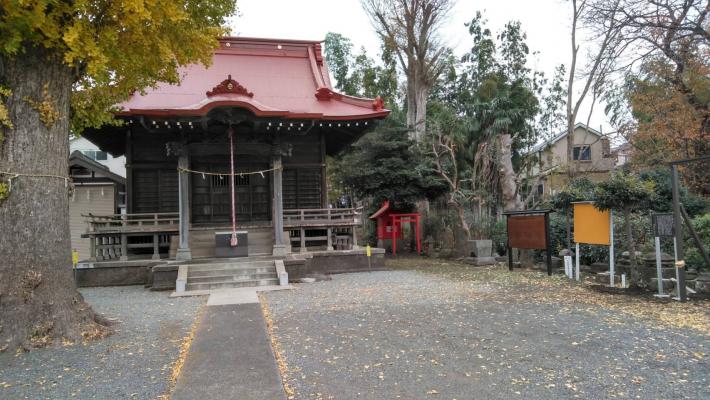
[545,212,552,276]
[609,210,615,288]
[674,236,681,300]
[654,236,668,297]
[575,243,580,281]
[671,164,687,302]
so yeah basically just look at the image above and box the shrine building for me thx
[79,37,389,290]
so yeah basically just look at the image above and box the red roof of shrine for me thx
[117,37,390,120]
[369,200,391,219]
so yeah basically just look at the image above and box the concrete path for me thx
[170,284,292,299]
[172,302,287,400]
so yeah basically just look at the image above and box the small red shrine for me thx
[369,201,421,255]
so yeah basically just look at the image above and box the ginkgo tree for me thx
[0,0,236,351]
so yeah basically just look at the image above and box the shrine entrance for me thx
[191,159,271,225]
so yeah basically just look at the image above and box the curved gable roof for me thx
[118,37,389,121]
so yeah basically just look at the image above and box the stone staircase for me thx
[179,257,282,291]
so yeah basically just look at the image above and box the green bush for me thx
[546,210,653,265]
[638,168,710,217]
[686,213,710,271]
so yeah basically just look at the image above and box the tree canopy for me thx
[1,0,236,133]
[324,32,445,211]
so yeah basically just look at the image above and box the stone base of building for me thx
[74,260,163,287]
[284,248,387,281]
[80,248,388,291]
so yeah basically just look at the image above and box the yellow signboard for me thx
[573,203,611,245]
[366,245,372,257]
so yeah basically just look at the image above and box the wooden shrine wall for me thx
[126,129,326,215]
[282,133,324,210]
[129,132,179,214]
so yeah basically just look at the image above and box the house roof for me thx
[530,123,602,153]
[69,151,126,185]
[117,37,390,121]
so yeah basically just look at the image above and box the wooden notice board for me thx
[507,215,547,249]
[573,203,610,245]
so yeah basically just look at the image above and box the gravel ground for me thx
[265,269,710,400]
[0,286,204,399]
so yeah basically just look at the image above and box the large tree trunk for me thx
[499,134,521,211]
[450,197,471,241]
[404,64,428,142]
[566,122,576,178]
[406,72,416,140]
[412,84,428,142]
[499,134,533,267]
[0,46,108,351]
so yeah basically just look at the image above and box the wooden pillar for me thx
[176,152,192,260]
[152,233,160,260]
[89,236,96,262]
[320,131,327,207]
[391,215,397,255]
[351,226,359,250]
[326,208,333,251]
[415,215,421,254]
[125,128,133,213]
[300,227,306,253]
[120,234,128,261]
[272,154,287,256]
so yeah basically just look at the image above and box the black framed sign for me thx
[652,213,675,237]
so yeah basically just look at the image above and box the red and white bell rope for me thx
[228,127,238,247]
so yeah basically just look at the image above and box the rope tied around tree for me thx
[0,170,73,200]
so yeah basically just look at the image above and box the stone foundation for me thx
[151,264,179,291]
[77,249,388,291]
[285,248,387,281]
[75,260,161,287]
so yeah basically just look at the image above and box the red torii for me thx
[369,201,421,255]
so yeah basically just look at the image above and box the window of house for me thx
[573,145,591,161]
[537,183,544,196]
[82,150,108,161]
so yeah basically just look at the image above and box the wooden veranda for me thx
[83,207,361,261]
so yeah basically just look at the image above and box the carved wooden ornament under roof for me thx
[206,74,254,98]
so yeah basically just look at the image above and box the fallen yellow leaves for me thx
[260,293,296,400]
[157,304,205,400]
[389,258,710,335]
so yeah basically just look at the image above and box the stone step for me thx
[187,260,275,271]
[186,278,279,291]
[188,272,278,284]
[188,266,276,278]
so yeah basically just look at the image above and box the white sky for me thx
[230,0,614,135]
